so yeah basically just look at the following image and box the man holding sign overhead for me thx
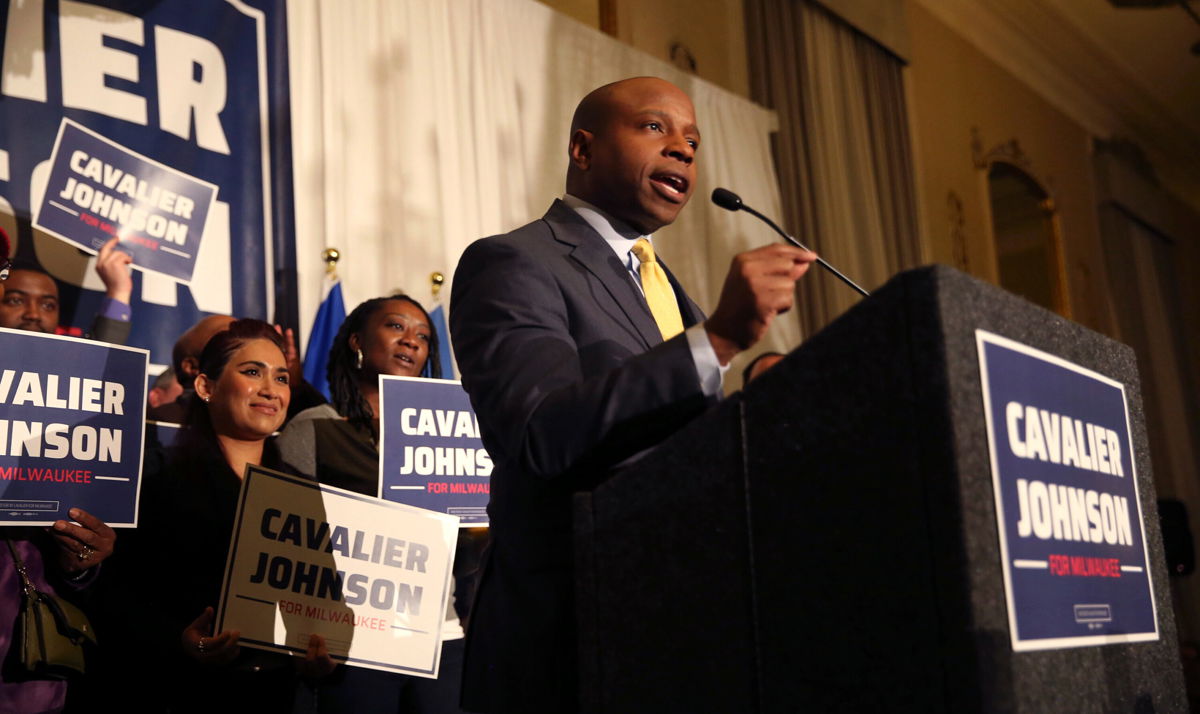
[450,77,816,712]
[0,236,135,343]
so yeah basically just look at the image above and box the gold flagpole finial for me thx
[431,271,445,299]
[322,248,340,277]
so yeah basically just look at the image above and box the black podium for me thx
[574,266,1186,712]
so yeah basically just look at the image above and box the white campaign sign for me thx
[216,465,459,676]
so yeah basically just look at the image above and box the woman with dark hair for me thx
[278,295,468,713]
[106,318,329,712]
[328,294,442,425]
[295,294,441,494]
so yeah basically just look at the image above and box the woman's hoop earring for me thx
[355,349,364,370]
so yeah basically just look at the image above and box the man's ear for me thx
[180,356,200,380]
[568,129,593,171]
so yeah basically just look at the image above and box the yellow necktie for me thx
[631,238,684,340]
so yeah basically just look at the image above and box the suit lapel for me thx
[542,201,663,349]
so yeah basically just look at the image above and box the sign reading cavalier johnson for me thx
[977,330,1158,651]
[0,329,147,526]
[378,376,491,526]
[34,118,217,283]
[216,466,458,676]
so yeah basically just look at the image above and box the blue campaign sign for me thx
[0,0,294,371]
[976,330,1158,651]
[377,376,490,526]
[35,119,217,283]
[0,328,147,526]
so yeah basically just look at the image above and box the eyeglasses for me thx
[0,258,9,282]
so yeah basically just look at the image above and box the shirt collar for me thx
[563,194,650,269]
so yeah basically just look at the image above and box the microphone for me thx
[711,187,870,297]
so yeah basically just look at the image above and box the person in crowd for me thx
[0,226,118,712]
[146,314,236,422]
[0,236,134,344]
[449,76,816,712]
[742,350,785,386]
[149,314,325,424]
[277,295,473,713]
[99,319,330,712]
[146,366,184,411]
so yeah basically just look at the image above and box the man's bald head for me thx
[568,79,634,137]
[566,77,700,234]
[172,314,236,389]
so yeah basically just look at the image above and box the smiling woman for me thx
[192,331,291,450]
[91,319,331,713]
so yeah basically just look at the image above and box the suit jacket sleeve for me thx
[450,231,712,485]
[88,314,131,345]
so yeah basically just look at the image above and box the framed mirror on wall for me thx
[987,162,1070,316]
[973,130,1072,318]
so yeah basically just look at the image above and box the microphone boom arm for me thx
[738,203,871,298]
[712,187,870,298]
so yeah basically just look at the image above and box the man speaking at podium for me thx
[450,76,816,713]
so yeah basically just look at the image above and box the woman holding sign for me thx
[278,295,471,714]
[104,319,331,713]
[0,227,118,712]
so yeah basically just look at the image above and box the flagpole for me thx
[429,271,455,379]
[303,247,347,399]
[431,271,444,300]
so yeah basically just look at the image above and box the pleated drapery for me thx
[288,0,800,384]
[746,0,922,333]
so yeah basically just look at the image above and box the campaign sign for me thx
[378,376,491,526]
[977,330,1158,651]
[216,465,459,676]
[34,119,216,283]
[0,328,147,526]
[0,0,291,370]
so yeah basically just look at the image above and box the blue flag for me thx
[429,304,455,379]
[304,278,347,399]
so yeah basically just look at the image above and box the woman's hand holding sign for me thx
[296,633,336,679]
[51,506,115,575]
[183,606,242,666]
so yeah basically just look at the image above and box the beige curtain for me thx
[1100,205,1200,499]
[287,0,798,386]
[1094,139,1200,641]
[746,0,921,333]
[1093,142,1200,514]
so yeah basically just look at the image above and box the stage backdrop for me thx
[0,0,295,370]
[288,0,799,387]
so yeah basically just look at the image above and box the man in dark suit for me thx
[450,76,815,713]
